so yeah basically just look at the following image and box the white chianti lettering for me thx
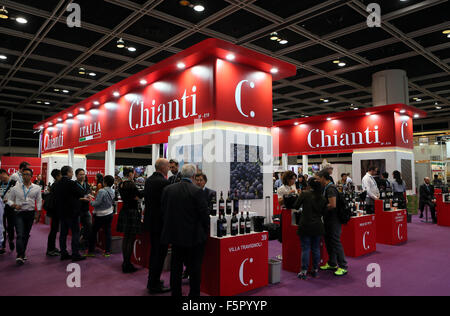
[307,127,383,149]
[182,89,190,119]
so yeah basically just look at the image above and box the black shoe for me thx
[60,253,72,261]
[148,285,171,294]
[122,263,138,274]
[46,249,61,257]
[72,255,87,262]
[16,258,25,266]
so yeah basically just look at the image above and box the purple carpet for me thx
[1,215,450,296]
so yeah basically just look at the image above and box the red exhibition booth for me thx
[274,103,425,270]
[436,189,450,227]
[34,38,296,296]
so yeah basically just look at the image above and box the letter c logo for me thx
[398,224,403,240]
[235,80,255,119]
[133,239,142,262]
[43,134,49,151]
[401,122,409,144]
[363,231,370,250]
[239,257,254,286]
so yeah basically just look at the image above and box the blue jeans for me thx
[300,235,321,272]
[15,211,35,258]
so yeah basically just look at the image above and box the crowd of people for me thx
[0,159,214,297]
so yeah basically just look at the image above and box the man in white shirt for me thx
[9,161,31,186]
[362,166,380,214]
[7,167,42,266]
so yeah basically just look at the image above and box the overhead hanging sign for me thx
[273,111,414,155]
[41,59,273,155]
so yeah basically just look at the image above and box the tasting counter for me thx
[375,200,408,245]
[435,189,450,227]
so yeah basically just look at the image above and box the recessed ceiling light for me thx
[48,123,53,126]
[62,90,69,93]
[304,116,309,118]
[366,112,371,116]
[68,113,73,118]
[94,101,100,105]
[57,118,62,122]
[113,92,120,97]
[177,62,186,69]
[294,122,299,126]
[117,38,125,49]
[15,17,27,24]
[79,108,85,112]
[400,109,406,114]
[140,79,147,85]
[45,102,50,105]
[436,106,442,110]
[327,118,332,121]
[0,55,7,60]
[54,88,60,92]
[88,72,96,77]
[442,30,450,34]
[322,99,329,103]
[333,60,340,64]
[226,54,235,61]
[414,114,420,118]
[447,34,450,38]
[353,108,359,110]
[279,40,288,45]
[0,6,9,19]
[127,47,136,52]
[270,68,279,74]
[36,101,42,104]
[338,62,346,67]
[270,32,279,41]
[193,5,205,12]
[273,108,278,111]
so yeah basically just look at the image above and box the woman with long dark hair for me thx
[392,171,407,207]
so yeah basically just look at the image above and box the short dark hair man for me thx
[195,173,216,207]
[10,161,31,185]
[168,159,182,184]
[45,169,62,257]
[75,168,92,251]
[54,166,88,262]
[419,177,437,223]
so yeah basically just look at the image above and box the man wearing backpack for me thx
[317,170,348,277]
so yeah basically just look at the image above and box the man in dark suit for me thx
[419,177,437,223]
[195,173,216,208]
[143,158,171,294]
[168,159,182,184]
[161,164,210,297]
[54,166,87,261]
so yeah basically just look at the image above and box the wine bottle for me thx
[219,191,225,216]
[221,213,228,237]
[245,212,251,234]
[226,191,232,216]
[211,192,217,216]
[216,214,222,238]
[231,212,238,236]
[239,212,245,235]
[233,190,239,214]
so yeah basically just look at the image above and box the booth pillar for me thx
[68,149,75,167]
[105,140,116,177]
[281,153,288,171]
[302,155,308,176]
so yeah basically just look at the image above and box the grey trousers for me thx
[324,217,348,269]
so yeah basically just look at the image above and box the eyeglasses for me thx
[22,173,32,177]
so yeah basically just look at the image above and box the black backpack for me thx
[336,191,352,224]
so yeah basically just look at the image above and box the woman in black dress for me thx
[117,167,143,273]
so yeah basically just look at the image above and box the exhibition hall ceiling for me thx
[0,0,449,148]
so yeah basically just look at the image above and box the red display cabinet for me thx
[201,232,269,296]
[436,189,450,227]
[375,200,407,245]
[341,215,377,257]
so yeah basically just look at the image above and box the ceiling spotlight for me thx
[94,101,100,106]
[140,79,147,85]
[78,68,86,75]
[436,106,442,110]
[117,38,125,49]
[36,101,42,104]
[193,4,205,12]
[48,123,53,126]
[294,122,299,126]
[88,72,96,77]
[79,108,85,112]
[15,17,28,24]
[447,34,450,38]
[270,32,279,41]
[127,46,136,52]
[414,114,420,118]
[442,30,450,34]
[68,113,73,118]
[327,118,332,121]
[270,68,279,74]
[45,102,50,105]
[226,54,235,61]
[366,112,371,116]
[400,109,406,113]
[353,108,359,110]
[273,108,278,111]
[54,88,60,92]
[338,62,346,67]
[113,92,120,97]
[0,55,7,60]
[57,118,62,122]
[177,62,186,69]
[62,90,69,93]
[0,6,9,19]
[279,39,288,45]
[333,60,341,64]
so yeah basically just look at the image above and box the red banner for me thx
[0,157,42,180]
[40,58,274,155]
[273,110,414,155]
[86,160,105,179]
